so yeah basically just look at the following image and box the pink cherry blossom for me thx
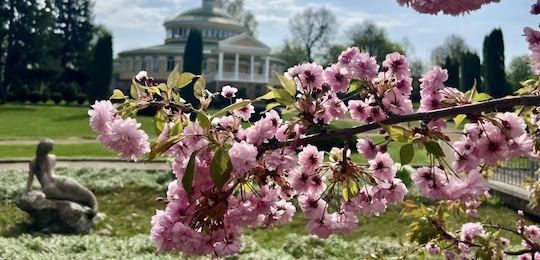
[348,99,371,122]
[221,85,238,98]
[88,100,117,133]
[233,99,254,120]
[356,138,378,160]
[229,141,258,175]
[298,145,324,172]
[350,52,379,81]
[105,117,151,161]
[324,64,351,93]
[383,52,410,79]
[368,152,396,182]
[460,222,485,242]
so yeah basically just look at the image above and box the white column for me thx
[264,56,270,82]
[234,53,240,80]
[218,51,224,80]
[250,55,255,81]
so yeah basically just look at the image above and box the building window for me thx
[167,56,175,72]
[203,58,208,71]
[128,58,134,71]
[141,59,147,71]
[152,56,159,72]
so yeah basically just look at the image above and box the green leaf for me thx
[472,92,492,102]
[466,80,492,102]
[265,102,282,112]
[167,65,196,89]
[194,76,206,100]
[256,91,275,101]
[110,89,126,100]
[276,73,296,96]
[425,141,445,158]
[169,120,183,137]
[347,80,364,94]
[154,110,167,136]
[213,100,252,117]
[269,86,295,107]
[385,125,413,143]
[182,150,199,196]
[342,181,359,202]
[400,143,415,165]
[130,81,140,99]
[157,83,168,92]
[453,114,466,128]
[148,86,161,95]
[210,148,233,190]
[148,136,180,160]
[196,111,211,130]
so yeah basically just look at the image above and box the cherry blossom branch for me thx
[261,95,540,152]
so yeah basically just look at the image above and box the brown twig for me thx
[260,95,540,153]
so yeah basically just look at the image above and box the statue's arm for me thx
[26,163,34,192]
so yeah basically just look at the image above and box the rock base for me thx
[15,190,96,234]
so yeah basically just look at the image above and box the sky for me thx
[94,0,538,65]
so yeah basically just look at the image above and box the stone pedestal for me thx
[15,190,95,234]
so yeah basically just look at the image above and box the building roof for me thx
[165,7,244,28]
[119,43,218,56]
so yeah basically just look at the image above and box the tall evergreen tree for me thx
[3,0,59,101]
[182,29,203,105]
[89,30,113,102]
[442,56,460,89]
[482,29,509,98]
[54,0,94,93]
[460,51,482,91]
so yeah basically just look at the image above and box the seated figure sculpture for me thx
[26,139,98,215]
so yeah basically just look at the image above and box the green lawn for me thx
[0,143,116,159]
[0,104,155,139]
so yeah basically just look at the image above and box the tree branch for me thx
[261,95,540,152]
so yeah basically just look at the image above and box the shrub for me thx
[63,84,79,104]
[41,90,50,103]
[51,92,63,104]
[28,91,42,104]
[76,93,87,105]
[6,92,16,102]
[13,86,29,102]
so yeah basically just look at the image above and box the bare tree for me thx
[431,34,470,65]
[290,7,336,62]
[346,21,405,60]
[217,0,258,36]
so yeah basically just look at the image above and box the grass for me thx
[0,104,155,139]
[0,143,117,159]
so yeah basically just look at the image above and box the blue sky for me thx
[94,0,538,65]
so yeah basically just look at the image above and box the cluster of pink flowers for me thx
[524,27,540,75]
[88,100,150,161]
[93,37,540,257]
[411,111,532,215]
[338,49,414,124]
[397,0,499,16]
[290,143,407,239]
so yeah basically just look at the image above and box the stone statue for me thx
[26,139,98,214]
[16,139,98,233]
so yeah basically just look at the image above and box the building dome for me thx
[164,0,247,43]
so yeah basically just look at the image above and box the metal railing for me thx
[492,157,538,187]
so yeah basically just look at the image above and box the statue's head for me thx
[36,139,54,156]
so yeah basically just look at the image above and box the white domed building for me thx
[114,0,286,98]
